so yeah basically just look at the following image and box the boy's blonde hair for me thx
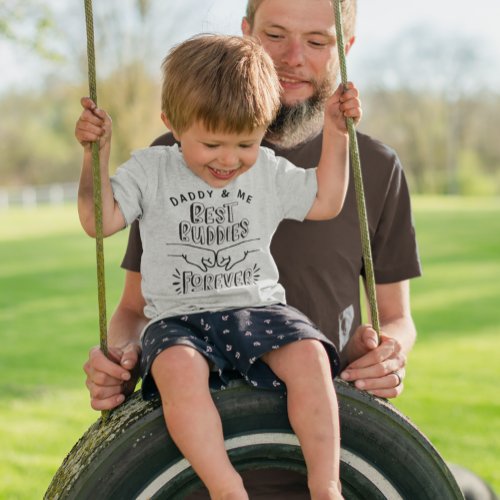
[161,34,281,134]
[245,0,358,40]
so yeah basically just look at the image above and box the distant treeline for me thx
[1,63,499,196]
[360,88,500,196]
[2,1,498,196]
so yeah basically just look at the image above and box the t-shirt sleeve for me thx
[121,219,142,272]
[121,136,177,272]
[110,152,149,226]
[272,153,318,221]
[370,154,422,283]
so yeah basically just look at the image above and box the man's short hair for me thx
[245,0,357,40]
[161,34,281,134]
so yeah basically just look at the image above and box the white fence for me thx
[0,183,78,209]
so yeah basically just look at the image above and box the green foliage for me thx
[0,62,164,187]
[3,79,499,193]
[1,2,499,194]
[0,0,177,188]
[359,90,500,195]
[457,149,499,196]
[0,86,82,186]
[97,61,165,172]
[0,199,499,497]
[0,1,63,61]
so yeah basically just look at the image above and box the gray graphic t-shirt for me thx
[111,144,317,322]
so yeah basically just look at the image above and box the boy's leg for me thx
[262,340,342,499]
[152,345,248,499]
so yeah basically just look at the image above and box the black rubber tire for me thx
[45,380,463,499]
[447,463,498,500]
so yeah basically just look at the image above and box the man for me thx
[83,1,420,495]
[85,0,419,435]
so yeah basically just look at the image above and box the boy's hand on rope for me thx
[75,97,112,151]
[324,82,362,134]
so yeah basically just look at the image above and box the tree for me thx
[358,25,498,195]
[0,1,62,60]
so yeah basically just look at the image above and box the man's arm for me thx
[84,271,147,410]
[340,280,416,398]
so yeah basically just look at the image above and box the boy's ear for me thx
[161,112,179,140]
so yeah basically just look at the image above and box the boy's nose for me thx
[218,150,239,168]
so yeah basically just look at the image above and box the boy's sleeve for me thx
[110,151,149,226]
[272,153,318,221]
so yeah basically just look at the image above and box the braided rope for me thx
[84,0,109,420]
[333,0,380,339]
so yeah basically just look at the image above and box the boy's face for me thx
[173,121,267,189]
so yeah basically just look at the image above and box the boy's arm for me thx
[76,97,125,237]
[306,83,361,221]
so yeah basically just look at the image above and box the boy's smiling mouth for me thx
[208,166,240,180]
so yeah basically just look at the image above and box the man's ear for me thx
[345,35,356,55]
[161,112,179,141]
[241,17,251,36]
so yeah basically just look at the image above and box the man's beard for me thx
[266,75,336,150]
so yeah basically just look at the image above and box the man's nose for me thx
[281,39,305,67]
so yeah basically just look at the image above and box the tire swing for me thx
[45,1,463,499]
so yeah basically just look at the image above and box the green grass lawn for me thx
[395,196,500,492]
[0,197,499,498]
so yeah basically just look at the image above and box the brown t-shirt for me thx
[122,131,421,497]
[122,131,421,366]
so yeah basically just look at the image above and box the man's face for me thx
[243,0,340,107]
[242,0,354,146]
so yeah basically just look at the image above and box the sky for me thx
[1,0,499,93]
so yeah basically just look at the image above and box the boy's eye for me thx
[239,144,252,149]
[203,143,219,149]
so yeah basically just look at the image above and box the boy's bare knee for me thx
[152,345,209,393]
[287,339,329,365]
[153,345,204,371]
[265,339,331,381]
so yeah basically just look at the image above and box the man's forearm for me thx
[107,305,147,350]
[379,315,416,356]
[375,280,416,356]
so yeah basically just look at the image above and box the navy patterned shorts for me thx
[140,304,340,400]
